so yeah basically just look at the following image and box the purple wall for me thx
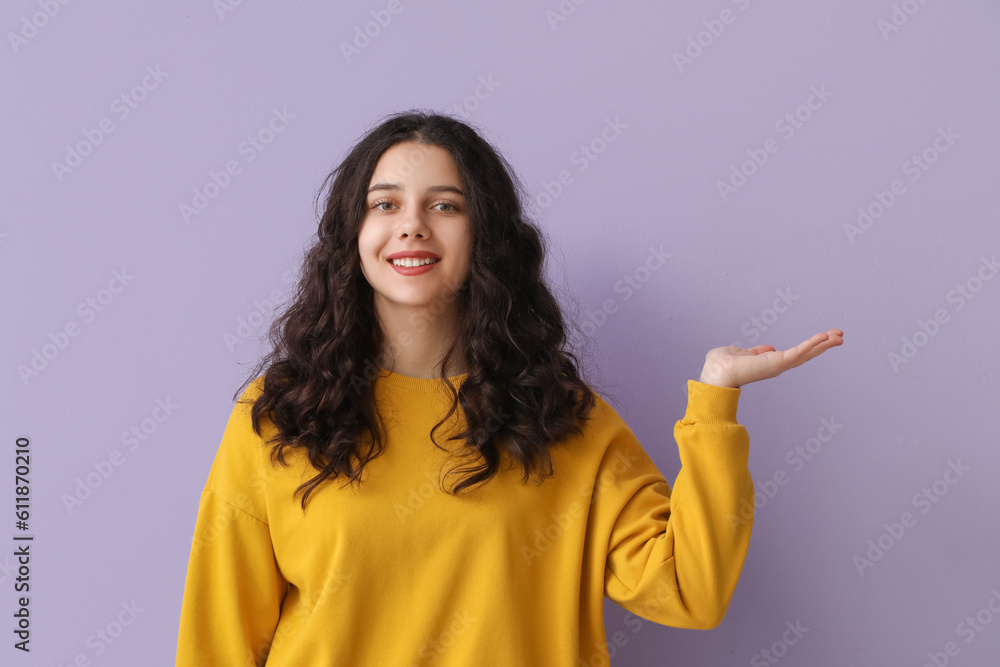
[3,1,999,664]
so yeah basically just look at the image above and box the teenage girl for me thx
[175,111,843,666]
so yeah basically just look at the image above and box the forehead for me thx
[369,141,461,186]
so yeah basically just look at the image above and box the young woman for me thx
[175,111,843,666]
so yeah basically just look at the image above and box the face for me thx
[358,141,472,321]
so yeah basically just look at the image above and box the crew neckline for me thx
[375,367,468,392]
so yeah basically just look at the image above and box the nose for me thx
[396,201,430,239]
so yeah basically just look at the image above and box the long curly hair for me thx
[233,110,599,511]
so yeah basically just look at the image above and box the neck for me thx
[373,297,467,379]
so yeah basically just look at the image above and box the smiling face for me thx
[358,141,473,325]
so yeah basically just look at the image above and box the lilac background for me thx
[3,1,999,665]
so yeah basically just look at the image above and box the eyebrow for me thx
[367,183,465,197]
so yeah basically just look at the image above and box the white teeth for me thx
[389,257,439,267]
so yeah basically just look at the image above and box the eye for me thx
[370,199,460,213]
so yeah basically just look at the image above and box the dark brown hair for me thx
[234,109,598,510]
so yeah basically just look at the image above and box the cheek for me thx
[357,225,380,263]
[356,245,377,284]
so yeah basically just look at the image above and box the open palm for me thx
[699,329,844,389]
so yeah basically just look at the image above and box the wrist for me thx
[699,366,739,388]
[699,376,739,389]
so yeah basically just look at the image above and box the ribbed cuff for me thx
[681,379,741,424]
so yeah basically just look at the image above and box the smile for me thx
[388,257,440,267]
[388,257,440,275]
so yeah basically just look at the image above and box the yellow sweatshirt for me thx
[175,370,754,666]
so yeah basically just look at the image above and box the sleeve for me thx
[601,379,754,630]
[175,382,289,666]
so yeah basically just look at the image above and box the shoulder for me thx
[550,385,663,501]
[556,384,642,461]
[227,375,274,433]
[237,374,268,407]
[205,375,271,521]
[582,386,635,437]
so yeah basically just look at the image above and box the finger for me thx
[817,330,845,350]
[780,333,835,365]
[787,332,830,355]
[786,332,843,367]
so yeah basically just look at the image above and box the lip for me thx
[386,251,441,260]
[388,258,439,276]
[386,252,441,276]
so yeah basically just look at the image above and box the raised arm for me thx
[602,379,752,629]
[603,328,844,628]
